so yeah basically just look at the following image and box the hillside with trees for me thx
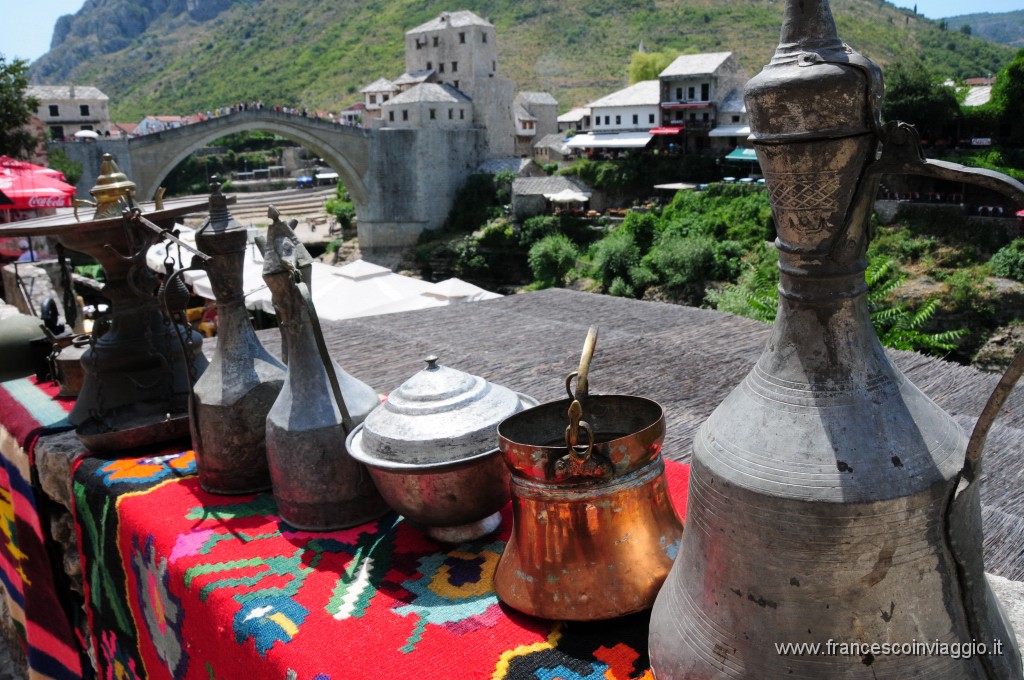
[29,0,1014,120]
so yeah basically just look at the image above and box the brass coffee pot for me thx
[494,327,683,620]
[648,1,1024,678]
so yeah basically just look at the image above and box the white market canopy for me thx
[565,131,653,149]
[146,240,501,321]
[709,124,751,137]
[544,188,591,203]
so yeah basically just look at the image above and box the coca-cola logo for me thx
[28,195,70,208]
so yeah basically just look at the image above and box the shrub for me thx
[643,235,720,304]
[528,234,578,288]
[588,230,640,290]
[990,239,1024,282]
[517,215,560,249]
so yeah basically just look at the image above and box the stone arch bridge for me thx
[56,108,486,249]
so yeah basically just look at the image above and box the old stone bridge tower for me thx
[55,108,487,250]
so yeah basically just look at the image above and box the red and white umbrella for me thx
[0,156,75,211]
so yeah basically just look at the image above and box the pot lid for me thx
[352,356,531,467]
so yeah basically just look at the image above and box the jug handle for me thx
[963,347,1024,483]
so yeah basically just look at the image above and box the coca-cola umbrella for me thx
[0,167,75,211]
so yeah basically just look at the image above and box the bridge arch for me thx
[127,110,372,205]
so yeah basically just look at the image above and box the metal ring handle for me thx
[564,420,594,461]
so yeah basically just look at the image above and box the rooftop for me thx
[660,52,735,78]
[243,287,1024,580]
[558,107,590,123]
[392,70,435,87]
[586,80,660,109]
[26,84,109,101]
[408,10,492,34]
[386,82,471,105]
[360,78,396,93]
[517,92,559,106]
[512,175,590,197]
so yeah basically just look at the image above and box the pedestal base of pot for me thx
[426,510,503,544]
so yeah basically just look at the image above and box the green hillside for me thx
[29,0,1015,121]
[947,10,1024,49]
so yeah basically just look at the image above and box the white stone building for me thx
[27,85,111,141]
[658,52,749,153]
[514,92,558,157]
[557,107,591,134]
[360,78,397,121]
[381,83,473,129]
[567,80,661,153]
[361,10,556,160]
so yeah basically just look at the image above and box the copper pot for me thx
[494,327,683,620]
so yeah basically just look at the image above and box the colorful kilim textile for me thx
[0,377,82,679]
[72,449,690,680]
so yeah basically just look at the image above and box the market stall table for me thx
[5,288,1024,679]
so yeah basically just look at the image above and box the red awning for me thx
[650,126,684,135]
[0,157,75,211]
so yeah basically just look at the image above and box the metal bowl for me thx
[345,356,536,542]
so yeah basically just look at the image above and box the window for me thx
[615,115,621,125]
[439,63,445,73]
[389,111,395,122]
[732,115,740,123]
[369,94,377,104]
[81,124,93,131]
[701,83,710,101]
[383,94,389,102]
[649,113,655,124]
[676,87,682,101]
[689,113,696,121]
[433,36,439,47]
[451,61,457,72]
[427,61,433,70]
[453,80,459,90]
[430,108,436,120]
[605,116,610,125]
[448,109,453,119]
[492,61,496,71]
[80,104,90,116]
[460,109,465,120]
[702,112,709,121]
[688,87,695,100]
[459,32,466,43]
[632,114,638,125]
[49,126,64,139]
[402,110,408,121]
[48,104,59,117]
[483,33,488,43]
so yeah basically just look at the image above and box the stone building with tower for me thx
[362,10,555,160]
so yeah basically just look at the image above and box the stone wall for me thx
[358,127,487,249]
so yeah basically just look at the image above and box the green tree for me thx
[0,54,39,159]
[990,48,1024,128]
[882,61,960,140]
[626,51,677,84]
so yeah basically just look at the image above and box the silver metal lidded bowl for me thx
[346,355,537,543]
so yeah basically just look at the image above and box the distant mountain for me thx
[28,0,1016,121]
[946,10,1024,50]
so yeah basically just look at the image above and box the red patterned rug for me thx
[73,449,689,679]
[0,377,81,679]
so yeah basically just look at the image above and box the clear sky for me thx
[3,0,1022,63]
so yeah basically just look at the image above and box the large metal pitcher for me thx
[494,327,684,620]
[648,1,1024,677]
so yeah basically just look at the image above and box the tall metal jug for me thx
[190,181,286,494]
[648,1,1024,677]
[262,207,387,530]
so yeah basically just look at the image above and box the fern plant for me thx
[709,254,966,356]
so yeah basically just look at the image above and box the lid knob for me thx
[425,355,439,370]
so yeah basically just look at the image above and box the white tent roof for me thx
[358,278,501,316]
[566,131,653,148]
[544,188,591,203]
